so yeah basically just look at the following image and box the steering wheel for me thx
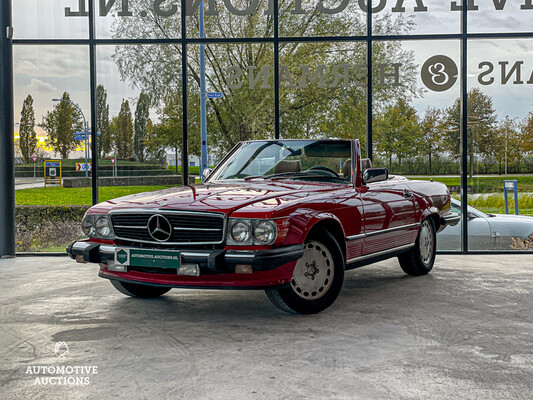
[307,166,340,178]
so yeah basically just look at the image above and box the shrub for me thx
[510,235,533,251]
[16,205,89,252]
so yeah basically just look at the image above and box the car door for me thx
[360,179,417,256]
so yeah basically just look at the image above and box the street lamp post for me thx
[52,98,89,178]
[199,1,208,181]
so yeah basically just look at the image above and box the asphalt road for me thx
[0,255,531,400]
[14,177,45,190]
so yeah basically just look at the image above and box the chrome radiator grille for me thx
[110,211,225,245]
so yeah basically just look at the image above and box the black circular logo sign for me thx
[148,214,173,242]
[421,55,458,92]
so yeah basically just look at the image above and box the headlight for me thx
[81,216,93,235]
[231,221,252,243]
[253,220,276,245]
[227,218,283,246]
[81,214,115,240]
[95,216,112,237]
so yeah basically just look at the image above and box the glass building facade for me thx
[3,0,533,254]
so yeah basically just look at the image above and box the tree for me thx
[41,92,83,159]
[147,93,201,173]
[134,92,151,162]
[19,95,37,164]
[487,118,522,174]
[96,85,111,157]
[374,98,421,170]
[111,2,419,157]
[443,88,497,177]
[419,107,444,174]
[520,111,533,153]
[113,100,133,158]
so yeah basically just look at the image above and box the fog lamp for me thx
[235,264,253,274]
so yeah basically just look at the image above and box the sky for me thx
[12,0,533,136]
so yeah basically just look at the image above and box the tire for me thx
[265,230,344,314]
[398,217,436,276]
[110,279,171,298]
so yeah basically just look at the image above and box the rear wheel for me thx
[265,231,344,314]
[110,279,171,298]
[398,218,436,276]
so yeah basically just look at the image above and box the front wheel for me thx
[110,279,171,298]
[398,218,436,276]
[265,231,344,314]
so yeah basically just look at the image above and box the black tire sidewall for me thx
[418,218,437,272]
[399,217,436,276]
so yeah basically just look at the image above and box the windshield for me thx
[210,140,352,184]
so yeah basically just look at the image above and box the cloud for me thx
[26,78,58,94]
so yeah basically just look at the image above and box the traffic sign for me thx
[207,92,223,99]
[111,158,115,165]
[76,163,93,172]
[44,160,62,187]
[31,156,38,163]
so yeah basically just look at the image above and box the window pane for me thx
[280,42,367,156]
[95,45,185,197]
[14,45,90,252]
[468,0,533,34]
[187,0,273,38]
[187,43,275,165]
[372,40,463,251]
[97,0,182,39]
[372,0,460,35]
[13,0,89,39]
[467,39,533,251]
[280,0,366,38]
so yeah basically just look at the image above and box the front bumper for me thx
[66,241,304,273]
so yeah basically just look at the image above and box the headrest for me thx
[342,159,351,179]
[274,160,301,174]
[361,158,372,171]
[342,158,373,179]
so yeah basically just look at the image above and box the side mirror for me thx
[363,168,388,184]
[202,168,212,181]
[467,211,477,220]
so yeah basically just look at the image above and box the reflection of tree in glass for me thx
[97,85,111,157]
[134,92,151,162]
[19,95,37,164]
[374,98,420,171]
[111,1,419,157]
[443,88,497,178]
[41,92,83,159]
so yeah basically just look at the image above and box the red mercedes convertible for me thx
[68,139,459,314]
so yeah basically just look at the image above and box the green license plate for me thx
[114,248,181,269]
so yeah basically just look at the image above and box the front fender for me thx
[283,209,346,245]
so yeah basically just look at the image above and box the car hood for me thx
[93,181,344,216]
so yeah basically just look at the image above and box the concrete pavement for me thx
[0,255,532,399]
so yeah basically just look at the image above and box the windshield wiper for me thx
[243,172,306,181]
[243,175,268,181]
